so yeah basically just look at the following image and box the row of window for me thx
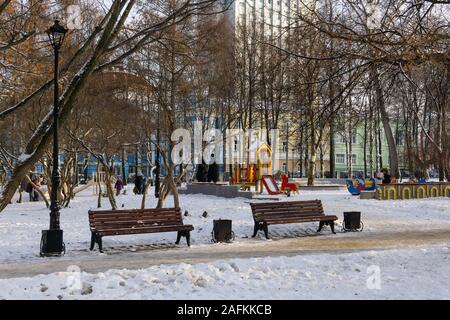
[336,154,357,165]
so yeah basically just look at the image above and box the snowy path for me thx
[1,228,450,279]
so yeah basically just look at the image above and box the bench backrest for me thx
[250,200,324,220]
[88,207,184,231]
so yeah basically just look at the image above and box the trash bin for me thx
[343,211,364,232]
[212,219,234,243]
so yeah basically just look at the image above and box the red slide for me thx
[261,175,281,195]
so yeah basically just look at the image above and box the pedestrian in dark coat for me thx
[207,154,218,183]
[115,177,124,196]
[134,174,143,195]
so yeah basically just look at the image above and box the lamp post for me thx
[285,121,290,177]
[40,20,68,257]
[154,104,160,198]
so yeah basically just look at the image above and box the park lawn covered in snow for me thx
[0,186,449,262]
[0,244,449,299]
[0,186,449,299]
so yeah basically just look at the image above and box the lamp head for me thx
[47,20,68,50]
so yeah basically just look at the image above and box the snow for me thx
[0,245,449,299]
[17,153,32,163]
[0,185,449,299]
[1,186,449,262]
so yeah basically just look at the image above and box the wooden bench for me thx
[249,200,338,239]
[88,207,194,252]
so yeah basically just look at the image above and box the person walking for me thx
[134,173,143,195]
[115,176,124,196]
[25,176,33,201]
[207,154,218,183]
[31,175,41,201]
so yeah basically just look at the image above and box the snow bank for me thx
[0,245,449,299]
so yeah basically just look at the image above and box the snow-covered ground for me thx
[0,185,448,262]
[0,245,449,299]
[0,185,449,299]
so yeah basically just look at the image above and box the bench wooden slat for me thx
[260,213,335,219]
[89,207,180,213]
[251,201,321,207]
[97,225,194,236]
[253,209,324,217]
[264,216,338,225]
[90,216,182,223]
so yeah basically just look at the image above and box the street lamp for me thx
[154,105,161,198]
[285,121,290,177]
[40,20,68,257]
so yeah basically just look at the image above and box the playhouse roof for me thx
[248,141,272,153]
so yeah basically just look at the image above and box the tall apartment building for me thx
[224,0,309,37]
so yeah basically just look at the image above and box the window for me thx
[351,131,357,144]
[240,2,245,13]
[351,154,357,164]
[336,154,345,164]
[396,130,405,146]
[335,134,345,144]
[282,141,288,153]
[335,131,357,144]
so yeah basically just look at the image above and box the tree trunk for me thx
[96,165,102,209]
[104,166,117,210]
[373,67,399,177]
[329,119,335,178]
[140,178,153,209]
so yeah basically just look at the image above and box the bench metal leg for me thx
[252,222,260,238]
[97,236,103,253]
[253,222,268,238]
[186,231,191,247]
[317,221,325,233]
[330,221,336,234]
[317,221,336,234]
[90,233,96,251]
[175,231,182,245]
[176,231,191,246]
[262,223,269,239]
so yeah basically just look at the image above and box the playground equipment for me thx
[346,178,376,195]
[73,172,114,196]
[376,182,450,200]
[230,142,273,193]
[73,178,97,195]
[261,175,282,195]
[231,164,257,191]
[281,174,299,194]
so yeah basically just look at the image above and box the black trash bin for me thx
[343,211,364,232]
[212,219,234,243]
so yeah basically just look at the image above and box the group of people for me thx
[373,168,427,185]
[195,154,219,183]
[113,174,148,196]
[374,168,392,185]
